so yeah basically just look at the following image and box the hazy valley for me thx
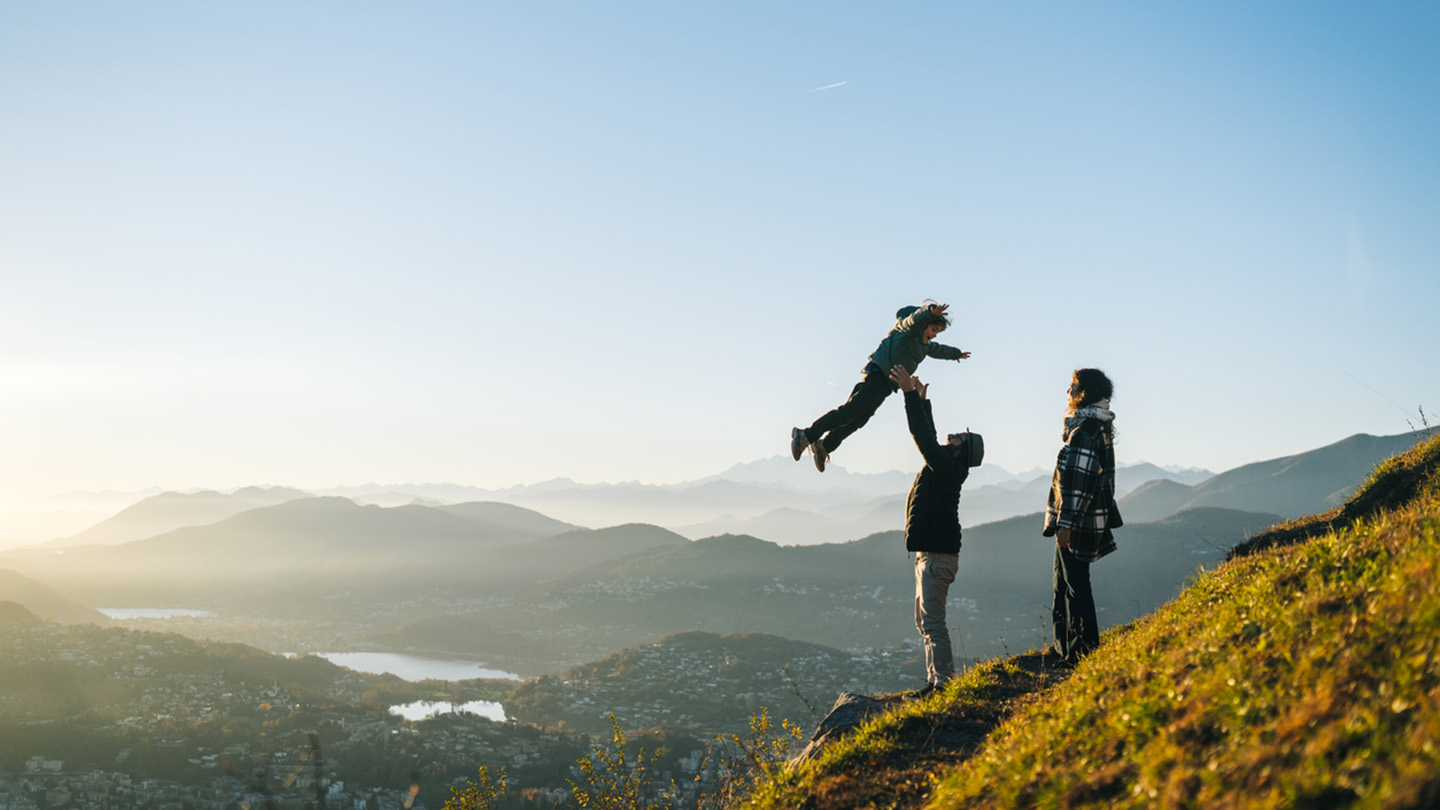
[0,430,1429,808]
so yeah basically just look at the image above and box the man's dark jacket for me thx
[902,390,969,553]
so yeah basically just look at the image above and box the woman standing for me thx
[1043,368,1123,664]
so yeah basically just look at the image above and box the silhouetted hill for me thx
[1113,462,1212,493]
[2,501,688,617]
[673,507,849,546]
[130,498,579,561]
[9,497,563,603]
[513,522,690,561]
[432,501,580,541]
[1119,431,1424,522]
[50,486,311,547]
[0,569,108,624]
[0,600,42,627]
[1117,478,1199,522]
[118,496,508,559]
[1229,426,1440,559]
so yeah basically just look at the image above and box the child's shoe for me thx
[791,428,808,461]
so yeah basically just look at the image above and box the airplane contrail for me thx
[805,81,847,93]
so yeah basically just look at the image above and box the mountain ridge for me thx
[1119,431,1423,522]
[47,486,311,548]
[363,504,1279,676]
[0,569,108,624]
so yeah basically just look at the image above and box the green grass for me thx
[746,434,1440,810]
[747,654,1070,810]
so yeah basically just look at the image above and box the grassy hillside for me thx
[748,432,1440,810]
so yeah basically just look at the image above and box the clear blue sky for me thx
[2,2,1438,498]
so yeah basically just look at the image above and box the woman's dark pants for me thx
[1052,545,1099,660]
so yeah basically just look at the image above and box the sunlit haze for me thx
[3,3,1437,507]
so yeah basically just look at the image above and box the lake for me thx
[98,608,216,619]
[98,610,521,684]
[389,699,507,723]
[307,653,516,723]
[308,651,521,682]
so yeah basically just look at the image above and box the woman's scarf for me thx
[1063,398,1115,439]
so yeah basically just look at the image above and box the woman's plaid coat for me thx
[1043,415,1122,561]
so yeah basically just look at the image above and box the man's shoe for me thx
[907,683,940,700]
[791,428,808,462]
[813,440,828,472]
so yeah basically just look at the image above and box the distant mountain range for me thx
[3,497,589,607]
[665,460,1211,545]
[0,430,1426,677]
[367,502,1282,675]
[309,457,1215,546]
[1118,432,1423,522]
[47,486,312,548]
[0,455,1215,552]
[707,432,1415,547]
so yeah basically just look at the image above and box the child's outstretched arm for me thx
[925,342,970,361]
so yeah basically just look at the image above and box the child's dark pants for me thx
[803,364,897,452]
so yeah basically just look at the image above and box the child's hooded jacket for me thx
[866,305,965,376]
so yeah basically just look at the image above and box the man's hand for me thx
[889,365,916,391]
[1056,528,1073,550]
[889,365,927,398]
[957,351,972,361]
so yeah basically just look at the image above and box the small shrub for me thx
[700,708,805,809]
[569,715,677,810]
[444,767,506,810]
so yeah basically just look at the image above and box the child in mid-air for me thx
[792,302,971,472]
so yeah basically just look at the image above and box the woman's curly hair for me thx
[1069,368,1116,440]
